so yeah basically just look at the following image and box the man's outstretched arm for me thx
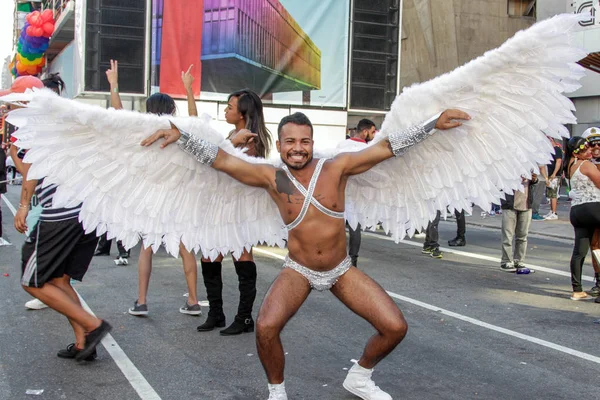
[141,124,273,189]
[336,109,470,176]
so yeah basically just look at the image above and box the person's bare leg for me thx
[137,246,153,305]
[551,197,558,214]
[331,267,407,369]
[180,243,198,304]
[256,269,311,384]
[234,248,254,262]
[51,274,86,348]
[22,281,101,333]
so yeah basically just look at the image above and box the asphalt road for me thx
[1,184,599,400]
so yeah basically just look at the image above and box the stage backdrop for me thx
[151,0,349,108]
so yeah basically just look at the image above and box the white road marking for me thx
[362,231,594,282]
[3,194,161,400]
[253,247,600,366]
[386,291,600,365]
[1,194,17,215]
[78,297,162,400]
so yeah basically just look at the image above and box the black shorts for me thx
[21,218,98,288]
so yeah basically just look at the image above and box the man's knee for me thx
[256,315,284,341]
[383,315,408,343]
[50,275,72,289]
[22,284,35,295]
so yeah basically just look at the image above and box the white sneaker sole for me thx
[343,381,371,400]
[343,380,392,400]
[128,309,148,316]
[24,299,48,310]
[179,309,202,316]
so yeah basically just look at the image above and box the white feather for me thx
[2,14,586,255]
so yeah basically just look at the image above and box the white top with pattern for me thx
[570,161,600,206]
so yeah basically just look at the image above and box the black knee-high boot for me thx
[220,261,256,336]
[197,261,226,332]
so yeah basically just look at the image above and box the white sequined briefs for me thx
[284,255,352,291]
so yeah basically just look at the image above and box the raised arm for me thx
[141,124,273,189]
[181,65,198,117]
[105,59,123,110]
[336,109,470,176]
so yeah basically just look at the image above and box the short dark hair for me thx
[42,73,65,95]
[278,112,313,139]
[356,119,376,133]
[146,93,176,115]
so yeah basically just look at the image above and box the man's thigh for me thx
[330,267,405,332]
[258,268,312,329]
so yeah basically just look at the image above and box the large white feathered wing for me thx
[344,14,587,241]
[6,91,286,258]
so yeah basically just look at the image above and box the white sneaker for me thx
[343,363,392,400]
[544,213,558,220]
[25,298,48,310]
[267,392,288,400]
[0,237,12,246]
[267,382,288,400]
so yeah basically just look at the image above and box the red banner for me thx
[159,0,203,98]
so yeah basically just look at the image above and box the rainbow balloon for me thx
[9,10,56,77]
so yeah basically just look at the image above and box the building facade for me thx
[10,1,585,143]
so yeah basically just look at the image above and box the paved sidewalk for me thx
[457,198,574,240]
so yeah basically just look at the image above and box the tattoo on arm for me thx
[275,170,296,203]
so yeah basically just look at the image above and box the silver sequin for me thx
[177,129,219,166]
[285,159,328,231]
[284,255,352,291]
[282,161,345,221]
[387,125,429,157]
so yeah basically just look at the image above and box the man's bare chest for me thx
[272,168,343,224]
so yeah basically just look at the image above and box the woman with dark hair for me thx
[42,73,65,95]
[225,89,272,158]
[564,136,600,301]
[145,93,177,116]
[195,89,272,335]
[104,59,203,316]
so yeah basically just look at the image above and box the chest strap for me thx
[283,159,345,231]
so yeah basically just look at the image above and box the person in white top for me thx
[581,128,600,297]
[336,119,377,267]
[564,137,600,301]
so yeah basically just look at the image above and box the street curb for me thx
[463,221,572,241]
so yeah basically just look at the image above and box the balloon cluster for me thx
[9,10,56,77]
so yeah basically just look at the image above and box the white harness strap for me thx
[283,159,345,231]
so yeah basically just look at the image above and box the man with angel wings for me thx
[3,14,586,400]
[142,110,467,399]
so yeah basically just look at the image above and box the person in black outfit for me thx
[0,143,8,246]
[448,210,466,246]
[422,211,442,258]
[94,234,130,258]
[198,89,271,335]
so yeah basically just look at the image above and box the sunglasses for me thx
[590,142,600,148]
